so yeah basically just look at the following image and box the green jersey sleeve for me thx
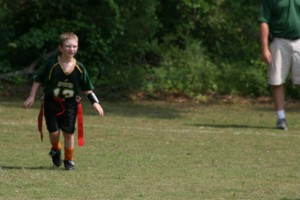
[77,61,95,92]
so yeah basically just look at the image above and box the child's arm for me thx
[84,91,104,116]
[24,81,40,108]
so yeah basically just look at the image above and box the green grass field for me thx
[1,97,300,200]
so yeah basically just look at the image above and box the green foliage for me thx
[145,40,217,98]
[285,78,300,99]
[217,59,268,97]
[0,0,275,99]
[87,0,161,97]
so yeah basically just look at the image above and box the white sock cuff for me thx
[276,110,285,119]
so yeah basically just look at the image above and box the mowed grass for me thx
[1,98,300,199]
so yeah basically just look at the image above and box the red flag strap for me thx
[77,101,84,146]
[38,102,44,142]
[53,96,65,116]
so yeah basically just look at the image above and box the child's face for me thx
[59,39,78,58]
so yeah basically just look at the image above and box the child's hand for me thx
[93,103,104,116]
[24,96,35,108]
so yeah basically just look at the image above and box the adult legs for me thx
[272,84,287,130]
[272,85,284,111]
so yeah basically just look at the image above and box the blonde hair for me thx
[58,32,78,46]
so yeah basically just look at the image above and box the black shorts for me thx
[44,96,78,134]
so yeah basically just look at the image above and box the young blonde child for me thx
[24,32,104,170]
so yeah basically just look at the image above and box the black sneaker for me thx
[277,118,288,130]
[64,160,75,170]
[49,149,62,167]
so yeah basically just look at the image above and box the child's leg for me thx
[49,130,61,150]
[63,132,74,161]
[49,130,62,167]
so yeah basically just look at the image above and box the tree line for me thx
[1,0,297,99]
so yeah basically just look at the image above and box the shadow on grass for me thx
[1,100,182,120]
[88,101,183,119]
[192,123,274,130]
[281,198,300,200]
[0,165,57,170]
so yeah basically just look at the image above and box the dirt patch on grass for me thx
[0,83,278,105]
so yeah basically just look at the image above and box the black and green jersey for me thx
[34,56,94,99]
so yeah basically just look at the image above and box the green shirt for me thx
[258,0,300,39]
[34,56,94,99]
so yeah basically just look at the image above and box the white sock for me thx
[276,110,285,119]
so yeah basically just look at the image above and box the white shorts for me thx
[269,38,300,85]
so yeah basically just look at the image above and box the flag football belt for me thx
[38,96,84,146]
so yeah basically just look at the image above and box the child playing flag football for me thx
[24,32,104,170]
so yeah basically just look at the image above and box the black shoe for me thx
[49,149,62,167]
[277,118,288,130]
[64,160,75,170]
